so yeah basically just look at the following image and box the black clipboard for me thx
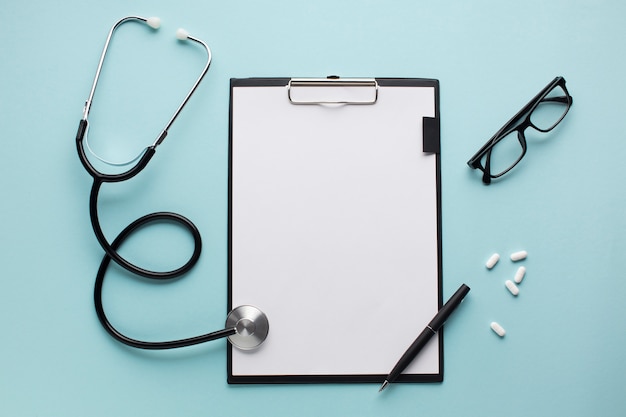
[228,77,442,384]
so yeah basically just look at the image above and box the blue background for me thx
[1,1,625,416]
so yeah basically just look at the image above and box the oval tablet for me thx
[505,279,519,296]
[514,266,526,284]
[490,321,506,337]
[510,250,527,261]
[486,253,500,269]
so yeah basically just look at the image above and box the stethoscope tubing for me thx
[78,126,218,348]
[92,214,235,350]
[88,179,203,279]
[77,116,203,279]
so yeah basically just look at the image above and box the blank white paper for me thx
[229,81,439,379]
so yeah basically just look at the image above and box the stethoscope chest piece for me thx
[225,305,269,350]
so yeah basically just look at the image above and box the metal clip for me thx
[287,76,378,105]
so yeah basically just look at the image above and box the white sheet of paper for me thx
[230,81,439,379]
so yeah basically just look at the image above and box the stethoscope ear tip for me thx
[176,28,190,41]
[146,16,161,29]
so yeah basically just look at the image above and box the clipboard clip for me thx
[288,76,378,105]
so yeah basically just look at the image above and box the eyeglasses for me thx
[467,76,573,184]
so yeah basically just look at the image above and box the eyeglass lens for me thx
[529,84,570,131]
[487,131,524,176]
[484,83,570,177]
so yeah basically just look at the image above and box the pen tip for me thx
[378,380,389,392]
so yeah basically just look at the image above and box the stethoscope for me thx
[75,16,269,351]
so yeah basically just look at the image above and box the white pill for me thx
[514,266,526,284]
[505,279,519,296]
[485,253,500,269]
[490,321,506,337]
[510,250,527,261]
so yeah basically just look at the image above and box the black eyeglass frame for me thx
[467,76,573,184]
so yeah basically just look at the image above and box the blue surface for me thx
[1,1,625,416]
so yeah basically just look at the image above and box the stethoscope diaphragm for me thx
[225,305,270,350]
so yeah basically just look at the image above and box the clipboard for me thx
[228,77,442,384]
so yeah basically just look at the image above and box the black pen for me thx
[379,283,470,392]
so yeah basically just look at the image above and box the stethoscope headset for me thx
[75,16,269,351]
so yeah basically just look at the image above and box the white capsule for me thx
[490,321,506,337]
[510,250,527,261]
[485,253,500,269]
[514,266,526,284]
[505,279,519,296]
